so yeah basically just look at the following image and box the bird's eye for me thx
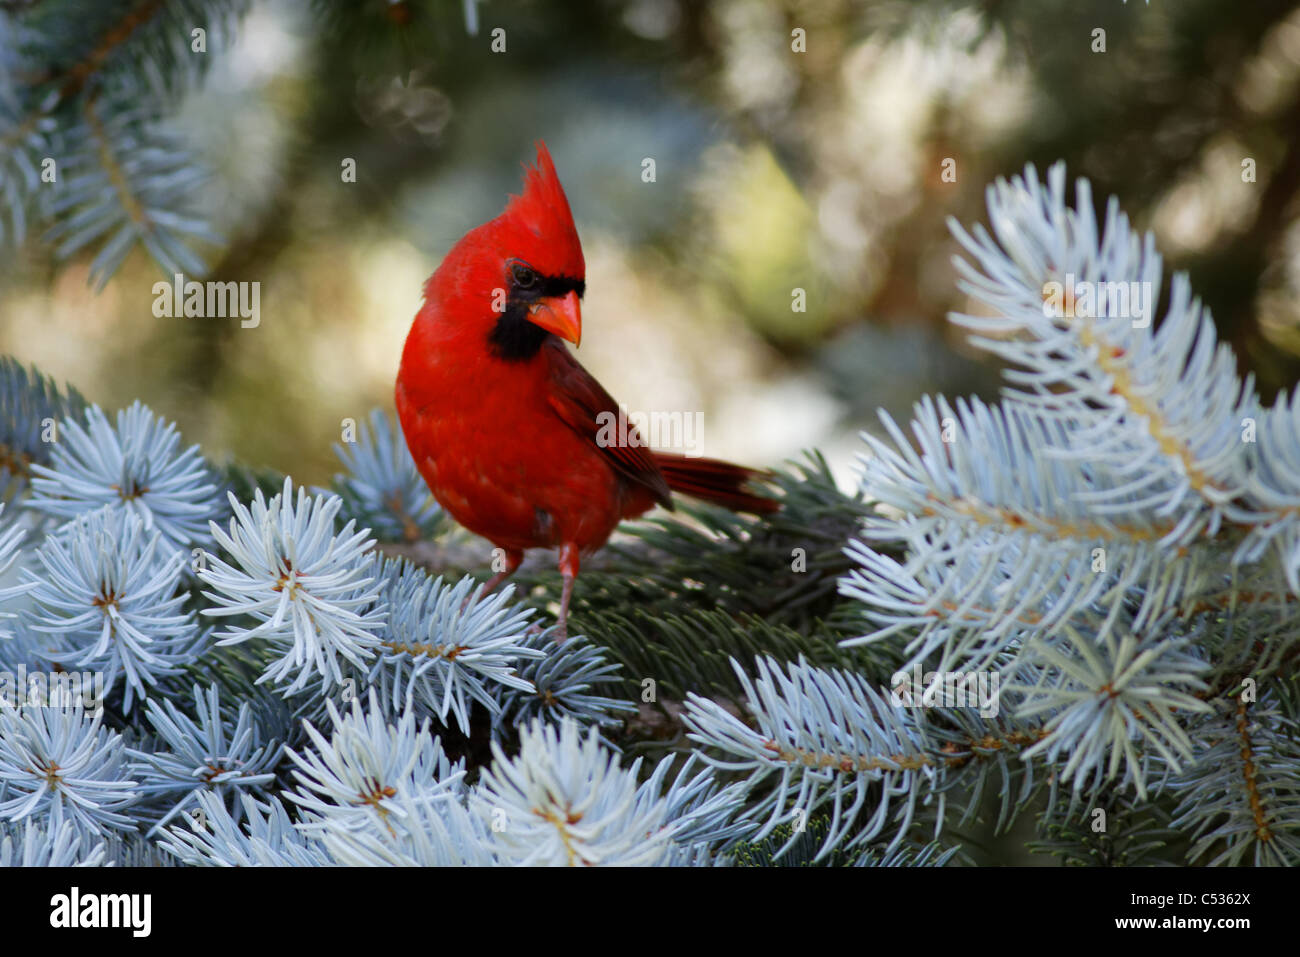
[510,262,539,290]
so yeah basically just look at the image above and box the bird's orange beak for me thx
[528,290,582,347]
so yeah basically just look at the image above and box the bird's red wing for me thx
[543,340,674,508]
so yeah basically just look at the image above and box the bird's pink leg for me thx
[554,543,579,643]
[480,554,523,594]
[470,547,522,605]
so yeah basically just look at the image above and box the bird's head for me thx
[431,141,586,360]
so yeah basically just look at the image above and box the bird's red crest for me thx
[497,141,585,280]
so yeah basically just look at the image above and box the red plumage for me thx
[396,142,777,639]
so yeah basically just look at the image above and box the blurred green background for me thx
[3,0,1300,490]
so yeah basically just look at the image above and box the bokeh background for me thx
[3,0,1300,491]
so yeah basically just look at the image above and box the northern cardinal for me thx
[396,142,777,640]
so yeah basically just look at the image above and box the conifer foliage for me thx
[0,0,248,287]
[0,161,1296,867]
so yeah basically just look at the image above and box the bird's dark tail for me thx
[653,452,779,515]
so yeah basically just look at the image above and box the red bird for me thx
[396,142,777,640]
